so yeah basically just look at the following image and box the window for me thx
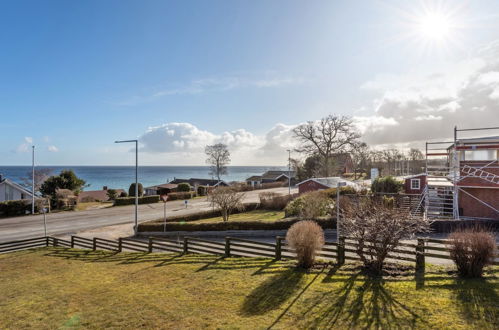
[464,150,497,161]
[410,179,420,190]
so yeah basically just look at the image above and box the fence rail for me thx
[2,235,498,270]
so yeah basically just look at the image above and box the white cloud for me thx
[354,40,499,147]
[24,136,33,144]
[47,145,59,152]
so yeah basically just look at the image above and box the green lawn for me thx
[0,248,498,329]
[189,209,285,224]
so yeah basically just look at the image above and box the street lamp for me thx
[336,180,347,243]
[286,149,291,195]
[115,139,139,235]
[31,145,35,214]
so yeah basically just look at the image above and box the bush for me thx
[137,217,335,232]
[197,185,208,196]
[371,176,403,194]
[106,189,118,201]
[119,191,128,197]
[0,200,31,217]
[342,199,429,274]
[114,195,160,206]
[286,220,325,269]
[128,183,144,197]
[284,191,332,218]
[167,191,196,200]
[448,228,496,278]
[322,186,358,198]
[259,192,295,210]
[177,183,191,192]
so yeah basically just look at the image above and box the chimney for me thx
[103,186,108,191]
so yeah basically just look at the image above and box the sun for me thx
[417,12,452,40]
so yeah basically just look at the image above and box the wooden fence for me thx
[2,235,498,272]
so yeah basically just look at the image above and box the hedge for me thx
[138,217,335,232]
[114,195,160,206]
[0,200,34,217]
[167,192,196,201]
[152,203,260,223]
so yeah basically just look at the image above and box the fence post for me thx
[225,237,231,257]
[53,238,58,247]
[148,237,153,253]
[46,237,49,247]
[183,237,189,254]
[118,238,122,252]
[337,236,345,265]
[92,237,97,251]
[71,236,75,248]
[416,238,425,273]
[275,236,282,260]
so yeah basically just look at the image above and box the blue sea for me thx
[0,166,286,191]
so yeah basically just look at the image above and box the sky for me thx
[1,0,499,166]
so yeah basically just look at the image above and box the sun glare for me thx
[417,12,452,40]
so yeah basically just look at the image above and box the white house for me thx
[0,174,34,202]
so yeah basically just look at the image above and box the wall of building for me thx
[458,160,499,188]
[0,182,29,202]
[458,187,499,219]
[298,180,328,194]
[404,175,426,194]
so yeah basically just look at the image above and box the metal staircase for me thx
[419,184,454,219]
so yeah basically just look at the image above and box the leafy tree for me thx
[177,183,191,192]
[205,143,230,181]
[106,189,118,201]
[40,170,86,197]
[128,183,144,197]
[371,176,403,194]
[293,115,360,177]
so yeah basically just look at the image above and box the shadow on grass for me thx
[300,273,423,329]
[452,277,498,326]
[240,268,306,316]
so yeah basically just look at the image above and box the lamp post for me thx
[115,139,139,235]
[336,180,346,243]
[287,149,291,195]
[31,145,35,214]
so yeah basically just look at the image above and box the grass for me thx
[1,248,498,329]
[75,202,112,211]
[188,209,285,224]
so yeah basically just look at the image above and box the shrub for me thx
[0,200,31,217]
[322,186,358,198]
[197,185,208,196]
[167,191,196,200]
[128,183,144,197]
[448,228,496,278]
[286,220,325,269]
[259,192,295,210]
[177,183,191,192]
[119,191,128,197]
[138,217,335,232]
[370,176,403,194]
[106,189,118,201]
[284,191,331,218]
[209,187,245,222]
[341,198,429,274]
[114,195,160,206]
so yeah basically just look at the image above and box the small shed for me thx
[403,174,426,194]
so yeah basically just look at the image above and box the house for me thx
[144,183,178,196]
[0,174,35,202]
[403,174,427,194]
[77,186,126,202]
[169,178,228,189]
[423,132,499,220]
[246,170,295,187]
[330,153,354,175]
[297,177,359,194]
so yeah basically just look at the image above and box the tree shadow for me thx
[240,268,307,316]
[300,272,423,329]
[453,277,499,326]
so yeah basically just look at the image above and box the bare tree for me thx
[21,168,53,193]
[341,198,429,274]
[351,142,370,179]
[293,115,360,177]
[209,187,245,222]
[408,148,424,174]
[205,143,230,182]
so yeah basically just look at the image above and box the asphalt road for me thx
[0,187,297,243]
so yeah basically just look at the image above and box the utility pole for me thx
[115,139,139,235]
[336,181,346,243]
[31,145,35,214]
[287,149,291,195]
